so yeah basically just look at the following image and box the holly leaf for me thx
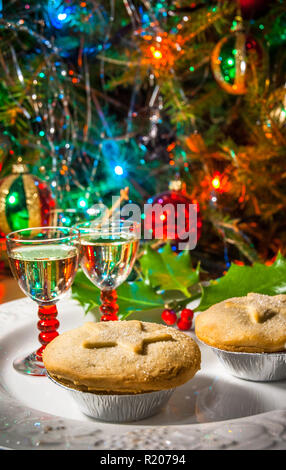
[197,253,286,312]
[140,244,200,297]
[71,270,165,320]
[71,270,101,314]
[115,281,165,319]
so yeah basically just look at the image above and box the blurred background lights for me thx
[8,194,16,204]
[153,49,162,59]
[78,197,87,208]
[58,13,67,21]
[212,176,221,190]
[114,165,124,176]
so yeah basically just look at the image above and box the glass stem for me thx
[100,290,119,320]
[37,304,60,361]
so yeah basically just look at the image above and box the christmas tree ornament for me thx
[262,86,286,142]
[211,17,264,95]
[144,180,202,243]
[0,232,7,271]
[0,161,55,235]
[239,0,271,19]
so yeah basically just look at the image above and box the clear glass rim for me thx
[6,226,80,244]
[75,218,140,236]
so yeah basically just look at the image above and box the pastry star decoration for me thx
[227,293,286,324]
[82,320,173,354]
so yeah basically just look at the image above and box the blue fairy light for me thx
[45,0,73,30]
[58,13,67,21]
[114,165,124,176]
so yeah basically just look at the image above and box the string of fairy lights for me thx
[0,0,285,241]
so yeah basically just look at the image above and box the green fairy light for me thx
[216,35,238,85]
[39,131,45,137]
[8,194,17,204]
[78,197,87,209]
[189,66,195,72]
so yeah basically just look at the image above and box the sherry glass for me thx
[6,227,80,376]
[76,219,139,320]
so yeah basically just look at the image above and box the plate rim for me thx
[0,297,286,450]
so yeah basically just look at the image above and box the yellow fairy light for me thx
[212,177,221,190]
[152,49,163,60]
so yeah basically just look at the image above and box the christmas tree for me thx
[0,0,285,274]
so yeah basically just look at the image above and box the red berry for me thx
[180,308,194,323]
[101,314,118,322]
[161,309,177,326]
[177,318,192,331]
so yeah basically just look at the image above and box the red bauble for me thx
[239,0,271,19]
[144,190,202,244]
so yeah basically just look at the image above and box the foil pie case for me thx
[47,373,174,422]
[200,341,286,382]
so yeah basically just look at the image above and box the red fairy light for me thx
[212,175,221,190]
[233,260,245,266]
[142,34,183,70]
[211,172,230,194]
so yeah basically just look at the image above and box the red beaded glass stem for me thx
[36,304,60,360]
[100,290,119,321]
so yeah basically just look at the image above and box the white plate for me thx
[0,297,286,450]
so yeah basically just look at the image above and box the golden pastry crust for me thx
[43,320,201,394]
[195,293,286,353]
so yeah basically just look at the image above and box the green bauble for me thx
[211,29,264,95]
[0,162,55,235]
